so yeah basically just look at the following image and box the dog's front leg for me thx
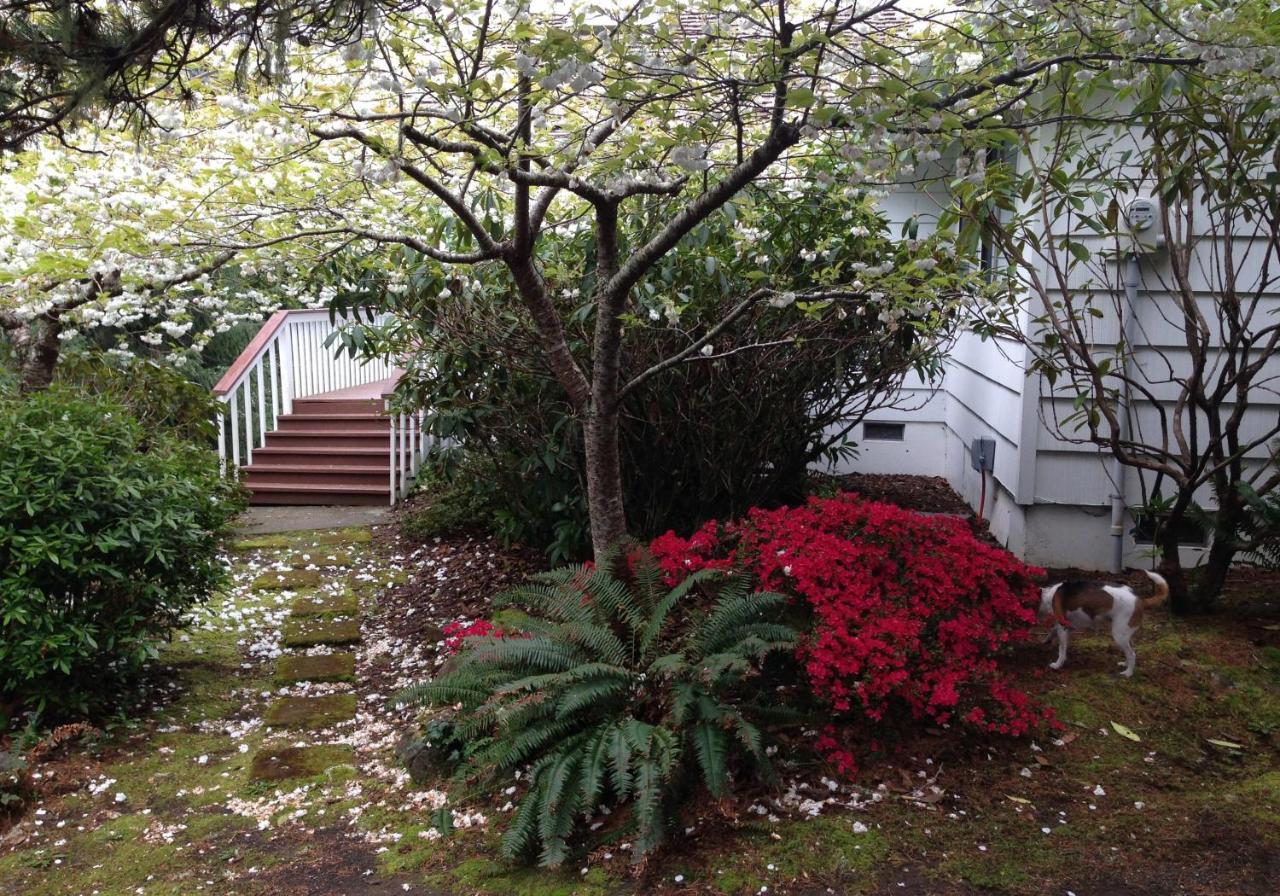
[1049,627,1070,670]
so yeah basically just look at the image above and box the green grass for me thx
[262,694,357,729]
[233,528,373,551]
[6,532,1278,896]
[345,801,628,896]
[0,532,381,896]
[704,816,889,895]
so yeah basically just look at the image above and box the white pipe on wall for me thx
[1111,253,1142,574]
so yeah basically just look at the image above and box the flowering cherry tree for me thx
[5,1,1205,558]
[169,0,1201,557]
[0,113,353,389]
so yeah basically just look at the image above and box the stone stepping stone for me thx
[252,568,323,591]
[249,744,356,781]
[264,694,357,729]
[290,591,358,617]
[284,550,354,569]
[282,617,361,648]
[275,652,357,685]
[232,528,373,552]
[312,528,373,546]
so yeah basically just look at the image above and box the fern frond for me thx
[578,725,612,807]
[394,673,495,710]
[712,622,799,653]
[501,783,543,860]
[606,723,634,799]
[637,567,724,658]
[691,590,790,658]
[555,678,628,720]
[550,619,629,665]
[631,755,665,859]
[690,721,730,798]
[537,748,584,867]
[458,636,586,673]
[488,717,579,772]
[629,550,664,610]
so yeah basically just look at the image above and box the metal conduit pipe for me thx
[1111,253,1142,574]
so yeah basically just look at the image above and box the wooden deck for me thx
[305,372,402,401]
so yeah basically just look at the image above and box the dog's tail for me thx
[1141,570,1169,609]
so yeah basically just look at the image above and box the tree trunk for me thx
[1187,491,1245,612]
[1160,499,1240,614]
[9,316,63,393]
[1157,524,1195,614]
[1188,538,1233,612]
[582,202,632,560]
[584,405,628,558]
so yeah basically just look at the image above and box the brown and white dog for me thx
[1038,570,1168,678]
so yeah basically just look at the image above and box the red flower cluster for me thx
[442,619,513,654]
[650,493,1053,774]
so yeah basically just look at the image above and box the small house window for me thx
[863,422,905,442]
[1131,513,1209,546]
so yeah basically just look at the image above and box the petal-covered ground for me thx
[2,519,1279,896]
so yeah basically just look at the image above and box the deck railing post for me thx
[269,340,282,429]
[229,390,241,468]
[279,326,296,416]
[216,409,227,474]
[398,412,408,500]
[241,382,253,466]
[387,399,397,506]
[254,358,267,452]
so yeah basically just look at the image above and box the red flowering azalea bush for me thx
[651,493,1051,773]
[441,619,522,654]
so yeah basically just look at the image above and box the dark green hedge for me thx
[0,387,246,721]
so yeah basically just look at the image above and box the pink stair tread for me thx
[240,379,403,506]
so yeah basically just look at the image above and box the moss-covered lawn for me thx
[3,525,1278,896]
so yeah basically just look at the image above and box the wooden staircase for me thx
[241,397,391,505]
[214,309,430,506]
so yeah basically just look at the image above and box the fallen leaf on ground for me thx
[1110,722,1141,742]
[1206,738,1244,750]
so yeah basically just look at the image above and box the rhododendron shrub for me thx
[651,493,1051,772]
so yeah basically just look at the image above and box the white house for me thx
[836,133,1280,572]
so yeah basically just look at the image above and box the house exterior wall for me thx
[823,178,1035,557]
[823,134,1280,571]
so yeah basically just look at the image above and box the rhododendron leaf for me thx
[1110,722,1141,742]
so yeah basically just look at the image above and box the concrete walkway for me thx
[234,505,391,535]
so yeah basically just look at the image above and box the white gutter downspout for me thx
[1111,253,1142,574]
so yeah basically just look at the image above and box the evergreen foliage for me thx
[397,551,798,866]
[0,387,246,721]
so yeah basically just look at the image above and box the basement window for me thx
[863,421,906,442]
[1131,513,1210,546]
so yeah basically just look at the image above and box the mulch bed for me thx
[812,472,974,515]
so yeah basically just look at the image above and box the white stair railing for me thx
[213,308,398,477]
[388,407,433,504]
